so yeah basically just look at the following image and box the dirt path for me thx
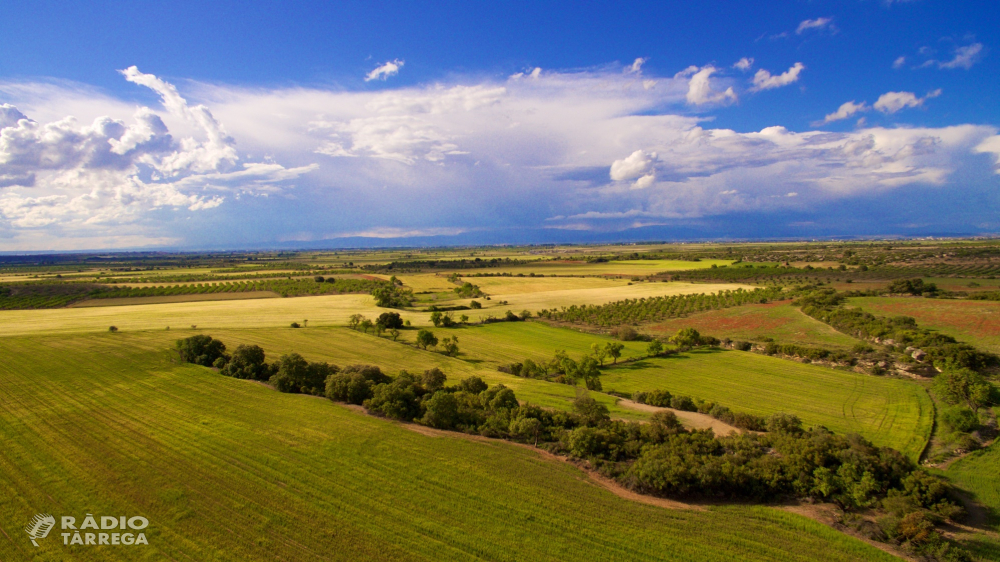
[616,399,744,435]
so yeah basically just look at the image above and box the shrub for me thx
[457,376,488,394]
[610,326,639,341]
[940,407,980,433]
[108,325,118,333]
[176,335,227,367]
[766,413,804,434]
[669,395,696,412]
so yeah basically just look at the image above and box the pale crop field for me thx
[461,259,736,276]
[599,349,933,461]
[0,333,903,561]
[462,282,753,321]
[463,275,633,295]
[0,281,750,337]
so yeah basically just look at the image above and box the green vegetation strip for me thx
[599,350,933,461]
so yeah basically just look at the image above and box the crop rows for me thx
[544,287,785,327]
[0,278,387,309]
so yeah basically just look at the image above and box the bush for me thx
[364,376,423,420]
[766,413,804,434]
[269,353,334,395]
[610,326,639,341]
[941,407,980,433]
[176,335,227,367]
[669,395,696,412]
[421,391,461,429]
[457,376,488,394]
[421,368,447,392]
[376,312,404,330]
[108,325,118,333]
[324,365,391,404]
[221,344,270,380]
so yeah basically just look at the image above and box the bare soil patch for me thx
[617,399,743,436]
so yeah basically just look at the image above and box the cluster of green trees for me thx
[796,289,998,372]
[542,287,785,327]
[886,278,939,296]
[631,389,773,431]
[429,310,469,327]
[932,368,999,454]
[372,283,413,307]
[450,280,485,298]
[362,257,526,272]
[348,312,406,339]
[499,349,605,390]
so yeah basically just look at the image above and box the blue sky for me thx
[1,0,998,250]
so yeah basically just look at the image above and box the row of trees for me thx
[543,287,786,327]
[796,288,999,372]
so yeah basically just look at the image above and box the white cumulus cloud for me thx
[365,59,405,82]
[678,66,737,105]
[815,101,869,126]
[750,63,805,92]
[733,57,754,71]
[611,149,657,189]
[874,89,940,113]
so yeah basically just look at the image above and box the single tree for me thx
[430,311,444,327]
[389,328,400,341]
[605,342,624,364]
[416,329,438,350]
[591,342,608,366]
[647,340,664,357]
[440,336,459,357]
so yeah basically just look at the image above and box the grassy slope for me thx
[945,438,1000,531]
[848,297,1000,354]
[0,334,899,562]
[599,350,933,460]
[645,301,861,350]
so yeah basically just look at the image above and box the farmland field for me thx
[848,297,1000,353]
[0,334,901,561]
[461,259,735,276]
[944,437,1000,531]
[0,281,749,337]
[599,350,933,460]
[645,301,861,349]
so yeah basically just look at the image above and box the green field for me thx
[945,437,1000,531]
[646,301,861,349]
[599,350,933,460]
[849,296,1000,354]
[0,334,901,561]
[399,321,651,367]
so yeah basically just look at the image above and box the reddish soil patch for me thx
[864,299,1000,339]
[649,305,791,334]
